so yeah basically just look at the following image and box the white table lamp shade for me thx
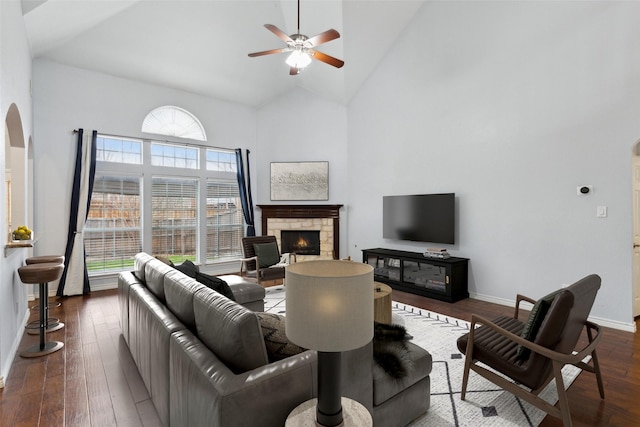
[285,260,374,352]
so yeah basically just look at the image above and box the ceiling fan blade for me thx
[265,24,293,44]
[306,29,340,47]
[309,50,344,68]
[248,48,288,57]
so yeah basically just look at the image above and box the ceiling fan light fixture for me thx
[248,0,343,75]
[285,50,312,69]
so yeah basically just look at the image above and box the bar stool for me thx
[25,255,65,335]
[18,262,65,357]
[28,255,64,308]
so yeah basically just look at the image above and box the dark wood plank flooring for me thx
[0,288,637,426]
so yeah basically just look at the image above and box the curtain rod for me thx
[73,129,237,152]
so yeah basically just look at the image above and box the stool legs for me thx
[20,281,64,358]
[26,286,64,335]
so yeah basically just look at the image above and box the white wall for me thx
[28,2,640,332]
[0,0,34,385]
[346,1,640,328]
[32,60,258,275]
[256,87,349,256]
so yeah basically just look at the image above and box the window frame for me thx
[86,134,243,276]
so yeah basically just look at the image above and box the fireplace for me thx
[258,205,343,259]
[281,230,321,255]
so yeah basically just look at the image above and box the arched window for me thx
[141,106,207,141]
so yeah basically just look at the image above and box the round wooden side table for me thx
[374,282,393,324]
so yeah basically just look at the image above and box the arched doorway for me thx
[5,103,27,238]
[2,102,28,388]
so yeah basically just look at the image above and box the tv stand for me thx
[362,248,469,302]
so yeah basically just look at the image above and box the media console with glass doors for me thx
[362,248,469,303]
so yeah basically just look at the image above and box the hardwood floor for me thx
[0,290,162,427]
[0,288,637,426]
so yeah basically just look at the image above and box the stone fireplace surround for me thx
[257,205,343,261]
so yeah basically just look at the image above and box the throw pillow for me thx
[516,289,564,359]
[195,271,236,301]
[256,312,306,362]
[373,322,412,379]
[174,259,199,278]
[253,242,280,268]
[154,255,174,267]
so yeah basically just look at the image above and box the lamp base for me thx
[285,398,372,427]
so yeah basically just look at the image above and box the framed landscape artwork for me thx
[270,161,329,201]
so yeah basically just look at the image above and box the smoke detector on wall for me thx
[577,185,593,196]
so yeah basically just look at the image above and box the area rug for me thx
[263,285,583,427]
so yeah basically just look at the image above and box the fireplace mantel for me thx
[257,204,343,259]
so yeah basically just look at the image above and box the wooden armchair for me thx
[240,236,295,286]
[457,274,604,427]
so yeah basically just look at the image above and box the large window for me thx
[152,177,198,262]
[85,175,142,272]
[85,134,244,274]
[206,179,243,262]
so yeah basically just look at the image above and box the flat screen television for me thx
[383,193,455,244]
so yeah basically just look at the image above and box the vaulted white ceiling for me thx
[22,0,425,107]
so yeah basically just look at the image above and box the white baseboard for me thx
[90,282,118,292]
[469,292,636,333]
[2,307,31,387]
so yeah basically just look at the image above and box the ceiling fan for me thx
[248,0,344,75]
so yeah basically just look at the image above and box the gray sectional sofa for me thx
[118,252,432,427]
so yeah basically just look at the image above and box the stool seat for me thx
[26,256,64,311]
[18,262,64,284]
[26,255,65,265]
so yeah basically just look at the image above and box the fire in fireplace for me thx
[281,230,321,255]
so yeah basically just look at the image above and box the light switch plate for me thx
[596,206,607,218]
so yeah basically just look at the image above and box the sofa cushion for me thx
[372,341,432,406]
[253,242,279,268]
[135,252,155,283]
[195,271,236,301]
[218,275,265,306]
[256,313,306,362]
[164,269,205,331]
[144,258,175,303]
[192,287,268,373]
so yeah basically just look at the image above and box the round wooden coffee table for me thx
[374,282,392,324]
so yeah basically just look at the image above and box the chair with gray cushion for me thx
[456,274,605,427]
[240,235,293,286]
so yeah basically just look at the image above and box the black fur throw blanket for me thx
[373,322,413,379]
